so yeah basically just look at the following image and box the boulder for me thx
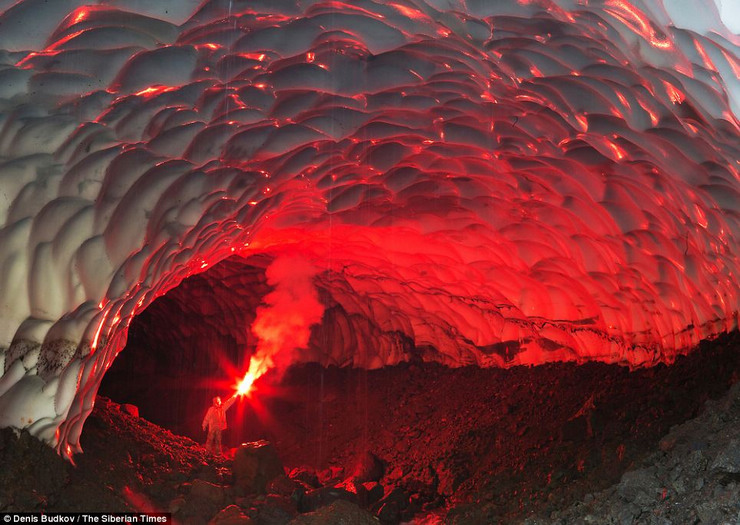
[289,466,320,489]
[376,501,400,524]
[376,487,408,507]
[300,486,358,513]
[233,440,284,494]
[710,439,740,474]
[351,451,384,483]
[616,468,659,507]
[267,474,304,498]
[120,404,139,417]
[372,486,409,520]
[258,494,298,523]
[168,497,186,513]
[289,499,377,525]
[385,466,405,483]
[362,482,384,506]
[209,505,254,525]
[174,480,228,524]
[190,479,228,506]
[317,466,344,485]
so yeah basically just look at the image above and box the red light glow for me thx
[69,6,97,26]
[235,357,269,396]
[390,3,427,21]
[661,80,685,105]
[134,86,176,99]
[604,0,674,51]
[236,371,255,395]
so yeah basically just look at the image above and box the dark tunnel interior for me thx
[100,256,272,444]
[99,254,416,448]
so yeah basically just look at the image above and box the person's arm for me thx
[223,393,237,411]
[202,407,211,430]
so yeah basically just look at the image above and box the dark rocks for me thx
[561,416,589,442]
[120,404,139,417]
[616,468,659,506]
[233,440,284,495]
[288,499,377,525]
[710,439,740,475]
[658,435,676,452]
[258,494,298,524]
[385,466,405,484]
[436,462,465,497]
[446,504,487,525]
[6,335,740,525]
[372,487,409,524]
[528,378,740,525]
[168,497,186,514]
[268,475,305,498]
[190,479,228,506]
[0,429,70,511]
[174,479,229,523]
[376,500,401,524]
[209,504,254,525]
[361,481,384,506]
[317,466,344,485]
[301,486,358,513]
[289,467,320,489]
[351,451,384,483]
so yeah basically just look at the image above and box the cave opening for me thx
[97,251,416,460]
[99,255,276,446]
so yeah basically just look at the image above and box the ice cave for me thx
[0,0,738,520]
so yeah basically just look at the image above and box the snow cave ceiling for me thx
[0,0,738,458]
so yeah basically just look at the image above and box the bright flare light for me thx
[235,357,269,396]
[236,371,256,396]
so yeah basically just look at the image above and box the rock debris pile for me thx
[528,381,740,524]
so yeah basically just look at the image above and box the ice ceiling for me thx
[0,0,738,458]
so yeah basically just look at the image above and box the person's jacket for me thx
[202,395,236,431]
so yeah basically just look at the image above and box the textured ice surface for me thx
[0,0,738,457]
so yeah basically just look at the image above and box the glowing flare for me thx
[236,371,255,395]
[235,357,269,396]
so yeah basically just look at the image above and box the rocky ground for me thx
[0,331,738,524]
[527,379,740,525]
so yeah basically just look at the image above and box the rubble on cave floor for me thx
[0,332,738,524]
[524,380,740,525]
[0,399,403,524]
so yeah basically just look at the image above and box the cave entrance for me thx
[99,254,276,446]
[98,250,416,459]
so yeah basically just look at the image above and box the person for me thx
[202,393,237,455]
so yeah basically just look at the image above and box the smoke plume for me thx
[248,255,325,379]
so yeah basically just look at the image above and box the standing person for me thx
[202,393,237,455]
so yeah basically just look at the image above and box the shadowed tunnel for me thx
[98,253,421,444]
[0,1,738,519]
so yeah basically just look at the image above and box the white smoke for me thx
[248,254,325,377]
